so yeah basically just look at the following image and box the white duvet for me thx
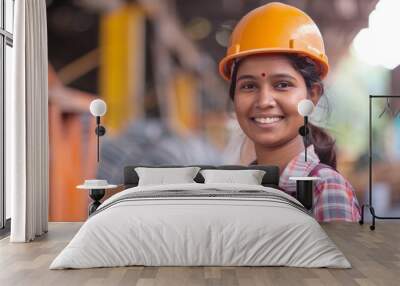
[49,183,351,269]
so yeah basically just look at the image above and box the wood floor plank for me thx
[117,267,142,286]
[1,222,400,286]
[204,267,221,279]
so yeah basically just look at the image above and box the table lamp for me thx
[292,99,318,210]
[90,99,107,162]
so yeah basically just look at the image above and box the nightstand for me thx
[289,177,320,210]
[77,182,118,215]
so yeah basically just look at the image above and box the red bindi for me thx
[261,73,266,77]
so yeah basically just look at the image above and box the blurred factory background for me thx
[46,0,400,222]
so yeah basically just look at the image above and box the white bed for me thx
[49,183,351,269]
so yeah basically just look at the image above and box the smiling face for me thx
[233,54,317,148]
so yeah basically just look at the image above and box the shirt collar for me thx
[249,144,320,177]
[248,145,320,193]
[280,144,320,179]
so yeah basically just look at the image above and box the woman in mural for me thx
[219,2,361,222]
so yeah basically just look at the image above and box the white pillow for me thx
[135,167,201,186]
[200,169,266,185]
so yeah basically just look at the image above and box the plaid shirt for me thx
[251,145,361,222]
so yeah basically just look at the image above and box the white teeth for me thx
[254,117,282,124]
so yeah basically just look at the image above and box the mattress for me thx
[49,183,351,269]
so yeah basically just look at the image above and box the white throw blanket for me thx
[50,183,351,269]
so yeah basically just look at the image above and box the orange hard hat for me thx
[219,2,329,81]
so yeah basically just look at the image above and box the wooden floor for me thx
[0,222,399,286]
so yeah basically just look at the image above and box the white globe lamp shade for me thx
[297,99,314,117]
[90,99,107,117]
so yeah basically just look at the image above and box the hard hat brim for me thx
[219,48,329,81]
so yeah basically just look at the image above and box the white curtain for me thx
[7,0,49,242]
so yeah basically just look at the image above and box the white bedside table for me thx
[77,183,118,215]
[289,177,321,210]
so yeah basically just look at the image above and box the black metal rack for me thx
[359,95,400,230]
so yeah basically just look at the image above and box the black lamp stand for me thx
[294,115,314,210]
[95,116,106,162]
[88,189,106,215]
[298,116,309,162]
[296,180,314,210]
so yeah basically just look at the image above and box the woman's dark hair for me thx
[229,54,337,170]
